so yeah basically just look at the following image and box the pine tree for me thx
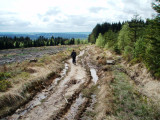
[144,0,160,77]
[104,30,117,49]
[129,15,145,43]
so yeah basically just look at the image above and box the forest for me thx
[88,0,160,78]
[0,36,88,50]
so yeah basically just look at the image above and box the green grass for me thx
[111,70,160,120]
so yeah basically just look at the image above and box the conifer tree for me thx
[96,33,105,47]
[144,0,160,77]
[118,23,131,50]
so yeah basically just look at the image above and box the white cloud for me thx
[0,0,157,32]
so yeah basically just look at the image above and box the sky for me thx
[0,0,157,32]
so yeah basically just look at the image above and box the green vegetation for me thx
[0,36,88,50]
[112,70,160,119]
[89,0,160,78]
[88,22,122,44]
[0,72,12,92]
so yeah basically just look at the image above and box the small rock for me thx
[106,60,115,65]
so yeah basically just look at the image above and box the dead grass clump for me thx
[0,64,8,72]
[101,65,112,71]
[24,67,37,73]
[0,93,24,108]
[97,57,106,65]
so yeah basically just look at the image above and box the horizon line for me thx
[0,32,91,33]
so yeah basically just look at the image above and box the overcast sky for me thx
[0,0,157,32]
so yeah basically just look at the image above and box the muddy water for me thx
[90,68,98,84]
[87,62,98,84]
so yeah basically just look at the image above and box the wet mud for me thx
[4,48,100,120]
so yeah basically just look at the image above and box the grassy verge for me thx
[111,70,160,120]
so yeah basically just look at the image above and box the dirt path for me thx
[7,51,89,120]
[4,45,159,120]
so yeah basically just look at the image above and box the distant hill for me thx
[0,32,90,39]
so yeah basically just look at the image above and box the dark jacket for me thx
[71,51,76,58]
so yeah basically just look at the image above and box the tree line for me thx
[0,36,88,50]
[89,0,160,78]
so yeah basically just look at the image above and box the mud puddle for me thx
[90,68,98,84]
[88,62,98,84]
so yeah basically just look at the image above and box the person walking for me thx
[71,50,76,64]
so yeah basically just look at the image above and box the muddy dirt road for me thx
[4,45,159,120]
[6,50,93,120]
